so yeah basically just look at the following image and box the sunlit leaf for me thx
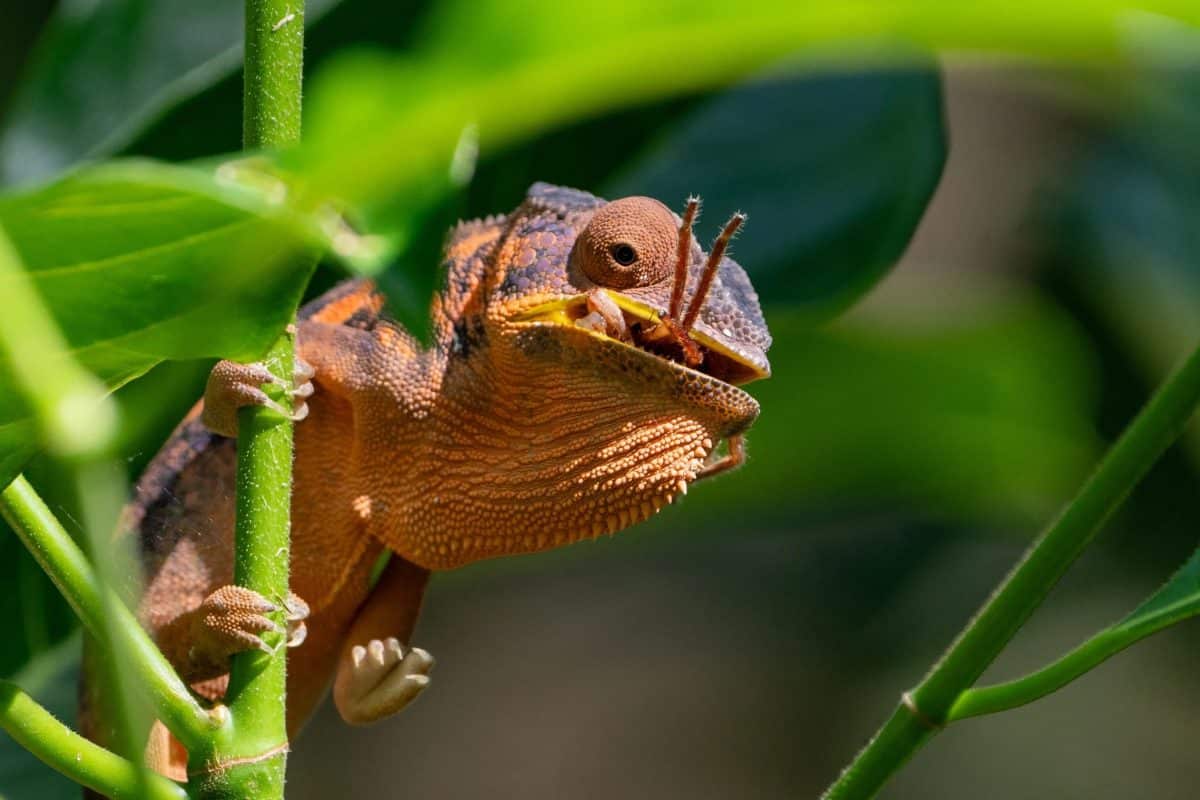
[0,160,323,488]
[295,0,1200,215]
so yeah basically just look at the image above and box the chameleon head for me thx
[405,184,771,569]
[493,184,770,436]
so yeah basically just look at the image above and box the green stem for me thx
[243,0,304,149]
[195,333,296,797]
[0,680,186,800]
[192,1,305,796]
[824,340,1200,799]
[0,476,218,749]
[948,593,1200,721]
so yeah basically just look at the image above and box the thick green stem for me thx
[243,0,304,149]
[0,476,217,748]
[196,333,296,797]
[192,1,306,796]
[0,680,186,800]
[824,340,1200,799]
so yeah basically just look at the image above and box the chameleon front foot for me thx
[334,638,434,725]
[696,434,746,481]
[188,586,309,672]
[202,357,314,438]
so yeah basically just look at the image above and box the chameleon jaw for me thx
[510,290,770,387]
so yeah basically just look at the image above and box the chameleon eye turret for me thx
[571,196,678,289]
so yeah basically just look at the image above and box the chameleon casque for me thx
[95,182,771,780]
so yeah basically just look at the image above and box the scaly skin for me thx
[98,183,772,781]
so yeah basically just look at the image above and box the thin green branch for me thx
[824,339,1200,799]
[0,680,186,800]
[948,593,1200,721]
[0,475,218,748]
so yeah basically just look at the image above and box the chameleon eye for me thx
[573,196,677,289]
[611,243,637,266]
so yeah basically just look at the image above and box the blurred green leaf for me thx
[295,0,1200,211]
[1052,46,1200,466]
[0,529,76,680]
[0,635,80,800]
[666,293,1099,526]
[292,6,950,330]
[0,0,345,185]
[607,60,945,325]
[0,160,322,489]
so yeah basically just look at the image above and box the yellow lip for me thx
[511,290,769,385]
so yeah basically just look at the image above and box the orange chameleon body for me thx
[87,183,771,780]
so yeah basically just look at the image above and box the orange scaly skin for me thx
[111,183,772,779]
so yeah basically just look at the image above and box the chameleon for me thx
[90,182,771,781]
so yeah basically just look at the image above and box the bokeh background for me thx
[2,2,1200,798]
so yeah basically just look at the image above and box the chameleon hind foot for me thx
[334,637,434,725]
[188,586,309,673]
[202,357,314,438]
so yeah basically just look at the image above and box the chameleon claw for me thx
[277,591,311,622]
[269,591,311,648]
[295,356,315,384]
[287,621,308,649]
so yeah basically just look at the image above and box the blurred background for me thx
[2,2,1200,798]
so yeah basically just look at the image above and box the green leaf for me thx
[663,293,1100,527]
[606,59,945,324]
[0,160,321,488]
[0,635,80,800]
[0,0,344,185]
[294,1,1200,213]
[1121,546,1200,631]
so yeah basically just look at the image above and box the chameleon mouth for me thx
[512,291,768,387]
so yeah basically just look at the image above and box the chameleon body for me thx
[99,183,771,780]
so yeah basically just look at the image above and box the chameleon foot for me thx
[189,586,309,671]
[202,358,314,438]
[334,637,434,725]
[695,434,746,481]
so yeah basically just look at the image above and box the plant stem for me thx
[196,333,296,798]
[948,591,1200,721]
[243,0,304,149]
[823,340,1200,799]
[192,1,306,796]
[0,475,217,748]
[0,680,186,800]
